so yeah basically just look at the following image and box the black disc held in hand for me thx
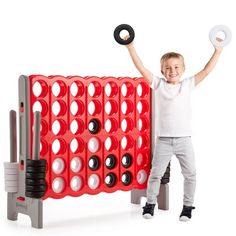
[114,24,135,45]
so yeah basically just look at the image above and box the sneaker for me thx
[142,202,156,219]
[179,205,195,222]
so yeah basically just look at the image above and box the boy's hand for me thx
[123,35,134,49]
[214,37,223,52]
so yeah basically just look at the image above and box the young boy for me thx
[124,36,223,221]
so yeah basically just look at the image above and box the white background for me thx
[0,0,235,235]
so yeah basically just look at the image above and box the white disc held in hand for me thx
[209,25,232,48]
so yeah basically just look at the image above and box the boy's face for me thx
[161,58,185,84]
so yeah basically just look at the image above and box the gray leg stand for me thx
[6,76,44,229]
[8,194,43,228]
[131,184,169,210]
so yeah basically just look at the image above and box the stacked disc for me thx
[4,162,19,193]
[161,162,170,184]
[25,159,47,198]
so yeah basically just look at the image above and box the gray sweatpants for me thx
[147,137,196,206]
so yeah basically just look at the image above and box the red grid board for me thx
[28,75,151,199]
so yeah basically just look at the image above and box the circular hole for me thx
[52,177,65,193]
[88,82,101,97]
[88,100,101,115]
[51,139,60,154]
[121,171,132,186]
[52,101,60,116]
[105,118,118,133]
[33,100,48,116]
[121,153,132,168]
[119,29,129,38]
[137,153,147,166]
[70,119,84,135]
[121,82,134,97]
[105,155,117,169]
[105,100,118,115]
[137,118,148,132]
[137,100,149,114]
[105,82,118,97]
[121,100,134,115]
[70,138,84,153]
[137,135,148,149]
[52,81,66,97]
[70,138,78,153]
[121,118,134,132]
[70,157,82,173]
[52,139,66,155]
[52,100,67,116]
[52,119,66,135]
[88,137,100,153]
[137,170,147,184]
[70,176,82,191]
[105,173,116,187]
[33,81,42,97]
[32,80,48,97]
[121,136,134,150]
[105,137,118,151]
[88,156,100,171]
[88,174,100,190]
[70,100,85,116]
[33,101,42,113]
[70,81,84,97]
[52,158,65,174]
[70,119,78,134]
[88,119,101,134]
[137,82,149,97]
[216,31,226,40]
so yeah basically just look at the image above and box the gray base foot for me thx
[7,193,18,221]
[157,184,169,210]
[7,194,43,229]
[130,184,169,210]
[131,189,146,204]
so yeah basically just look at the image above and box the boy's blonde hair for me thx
[160,52,185,70]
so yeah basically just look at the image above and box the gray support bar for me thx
[33,111,41,161]
[7,110,18,221]
[7,75,43,229]
[10,110,17,163]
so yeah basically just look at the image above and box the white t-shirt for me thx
[151,75,195,137]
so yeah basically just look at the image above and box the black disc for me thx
[121,153,132,168]
[26,166,46,173]
[26,159,46,167]
[161,178,170,184]
[105,154,117,169]
[122,171,132,186]
[26,172,46,179]
[25,191,45,198]
[26,178,46,186]
[88,119,100,134]
[114,24,135,45]
[88,155,100,171]
[105,173,117,187]
[26,185,46,192]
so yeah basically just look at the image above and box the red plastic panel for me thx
[29,75,151,199]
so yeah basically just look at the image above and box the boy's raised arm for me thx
[194,39,223,86]
[125,41,153,85]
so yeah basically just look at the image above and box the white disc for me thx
[209,25,232,48]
